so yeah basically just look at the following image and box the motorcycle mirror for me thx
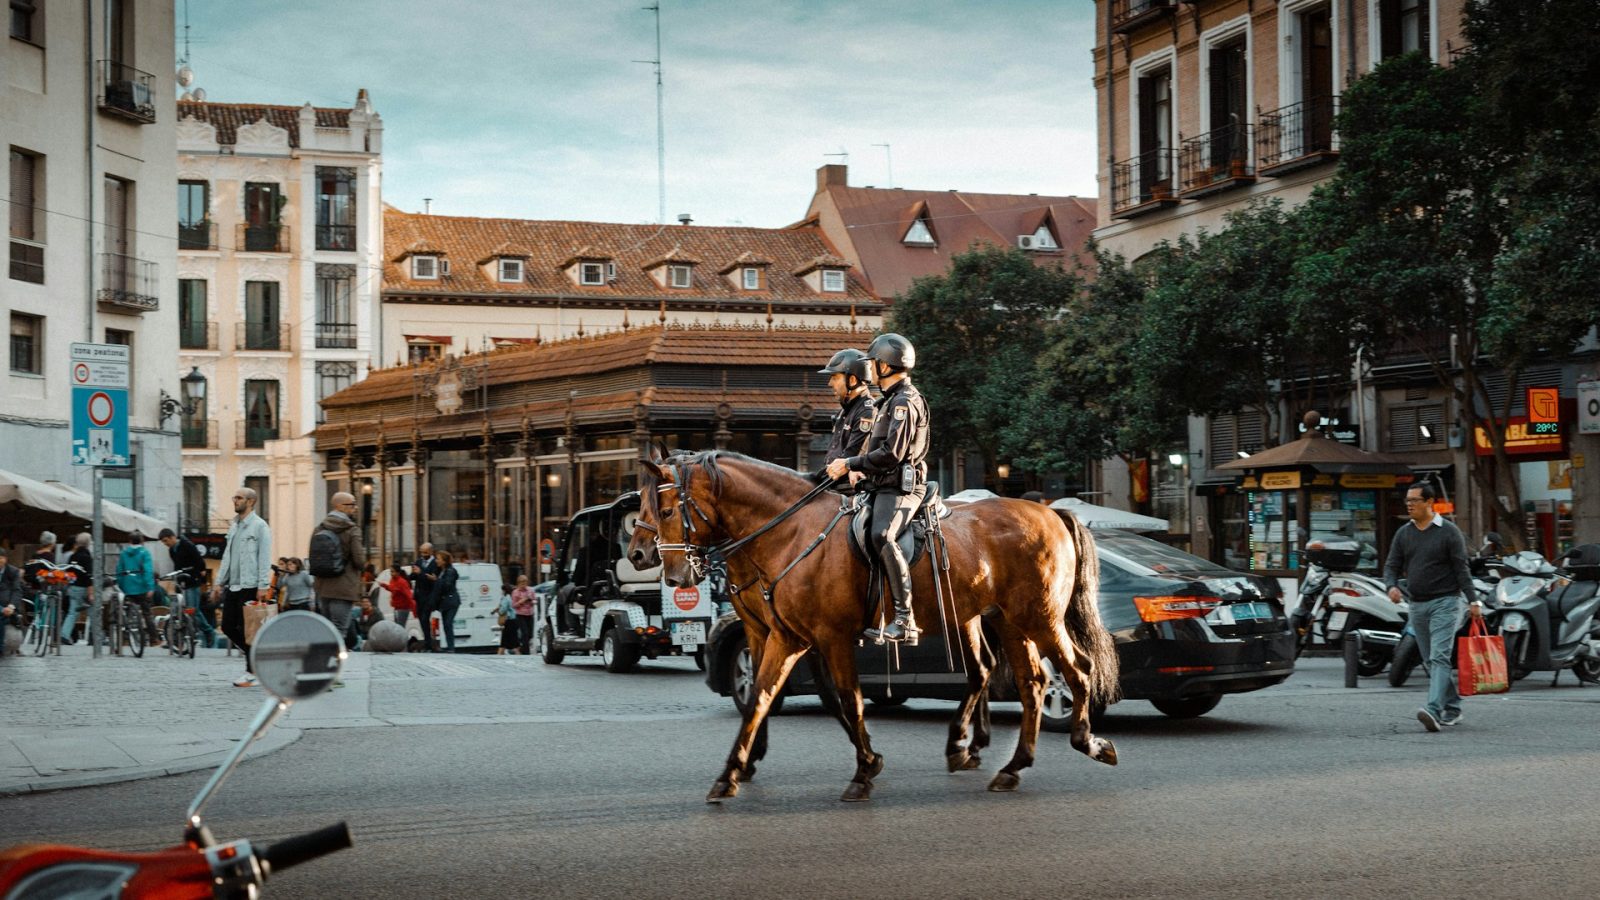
[250,610,346,702]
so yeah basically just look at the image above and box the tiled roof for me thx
[383,208,878,305]
[322,323,867,409]
[175,100,353,147]
[717,251,774,274]
[808,179,1098,298]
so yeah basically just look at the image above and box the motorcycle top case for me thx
[1305,542,1362,571]
[1563,543,1600,581]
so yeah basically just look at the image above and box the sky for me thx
[181,0,1100,227]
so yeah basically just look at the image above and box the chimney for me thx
[817,164,848,193]
[677,213,693,225]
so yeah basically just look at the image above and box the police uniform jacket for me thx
[845,379,930,493]
[811,391,875,483]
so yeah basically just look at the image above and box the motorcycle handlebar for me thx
[261,822,352,875]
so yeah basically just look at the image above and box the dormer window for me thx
[412,255,439,279]
[903,219,935,245]
[498,258,523,283]
[580,262,605,285]
[742,267,761,290]
[668,265,693,288]
[1028,224,1058,250]
[821,270,846,292]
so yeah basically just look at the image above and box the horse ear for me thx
[650,439,670,463]
[640,456,666,480]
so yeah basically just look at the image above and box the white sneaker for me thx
[232,674,257,688]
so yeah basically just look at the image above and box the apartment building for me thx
[4,0,179,520]
[173,93,383,551]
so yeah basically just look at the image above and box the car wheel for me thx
[1038,655,1076,733]
[731,637,783,717]
[1388,634,1420,687]
[537,625,565,665]
[693,646,706,671]
[601,627,638,673]
[1150,695,1222,719]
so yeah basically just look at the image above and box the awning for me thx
[0,468,167,542]
[1049,497,1169,531]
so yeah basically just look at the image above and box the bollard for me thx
[1343,630,1361,688]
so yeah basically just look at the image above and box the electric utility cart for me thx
[534,491,724,672]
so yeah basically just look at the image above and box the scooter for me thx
[0,611,354,898]
[1491,543,1600,685]
[1289,536,1405,675]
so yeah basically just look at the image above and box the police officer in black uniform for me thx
[811,348,875,491]
[825,333,930,642]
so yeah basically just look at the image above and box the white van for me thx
[374,562,505,652]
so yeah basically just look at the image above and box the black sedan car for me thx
[704,529,1295,725]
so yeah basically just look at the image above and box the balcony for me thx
[238,419,291,449]
[1179,122,1257,199]
[316,224,356,251]
[179,320,217,350]
[1110,0,1174,34]
[178,220,218,251]
[1110,149,1181,219]
[98,252,160,312]
[1257,96,1340,176]
[98,60,156,123]
[236,322,291,352]
[237,223,290,253]
[181,420,217,449]
[316,323,358,349]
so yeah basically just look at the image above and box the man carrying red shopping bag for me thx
[1459,616,1509,696]
[1384,483,1483,732]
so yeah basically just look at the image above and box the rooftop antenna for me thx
[175,0,200,100]
[634,3,667,224]
[872,142,893,188]
[824,147,849,166]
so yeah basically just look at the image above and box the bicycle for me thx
[101,580,144,658]
[161,571,201,659]
[27,562,83,657]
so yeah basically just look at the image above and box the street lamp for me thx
[996,463,1011,479]
[160,367,207,425]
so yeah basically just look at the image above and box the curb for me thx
[0,727,303,797]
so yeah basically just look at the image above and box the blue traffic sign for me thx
[70,343,131,467]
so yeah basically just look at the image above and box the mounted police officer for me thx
[810,348,875,492]
[825,333,930,642]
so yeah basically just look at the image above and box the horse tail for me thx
[1055,510,1120,706]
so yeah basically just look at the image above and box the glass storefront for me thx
[428,450,486,561]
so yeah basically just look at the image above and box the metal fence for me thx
[98,252,160,312]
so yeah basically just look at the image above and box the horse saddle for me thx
[846,481,949,570]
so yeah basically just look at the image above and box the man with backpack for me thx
[310,491,366,656]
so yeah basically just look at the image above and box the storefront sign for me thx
[1474,417,1566,457]
[1259,471,1301,490]
[1339,473,1397,489]
[1580,382,1600,435]
[1311,474,1336,486]
[1528,387,1560,423]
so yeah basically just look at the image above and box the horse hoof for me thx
[1092,738,1118,766]
[946,751,982,773]
[840,781,872,802]
[865,754,885,780]
[987,771,1021,793]
[706,781,739,804]
[740,763,758,782]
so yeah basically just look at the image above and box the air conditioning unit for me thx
[1017,235,1037,250]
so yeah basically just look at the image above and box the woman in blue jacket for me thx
[433,550,461,652]
[116,531,161,646]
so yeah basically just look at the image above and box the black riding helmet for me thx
[866,332,916,372]
[819,348,872,387]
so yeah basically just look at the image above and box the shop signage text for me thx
[1474,416,1566,457]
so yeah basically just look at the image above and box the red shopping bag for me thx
[1458,616,1509,696]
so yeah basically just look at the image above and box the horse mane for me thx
[639,450,811,520]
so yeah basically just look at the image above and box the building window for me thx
[821,269,846,292]
[1029,224,1058,249]
[10,148,44,283]
[182,476,209,535]
[1206,34,1249,166]
[1136,62,1174,195]
[315,264,355,348]
[315,167,356,250]
[1379,0,1429,59]
[903,219,935,245]
[179,279,208,349]
[579,262,605,285]
[316,361,357,423]
[180,369,207,447]
[243,282,282,350]
[105,328,132,397]
[412,255,438,280]
[9,312,41,374]
[741,267,761,290]
[243,380,280,447]
[177,180,211,249]
[10,0,38,42]
[241,182,283,252]
[408,341,444,364]
[668,264,692,288]
[498,258,523,283]
[245,476,270,522]
[1387,403,1446,450]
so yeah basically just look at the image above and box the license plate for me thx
[1326,610,1349,632]
[1231,601,1272,621]
[671,621,705,646]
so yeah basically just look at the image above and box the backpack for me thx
[308,529,346,578]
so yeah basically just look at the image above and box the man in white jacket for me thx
[212,486,273,687]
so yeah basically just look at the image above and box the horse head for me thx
[632,449,723,587]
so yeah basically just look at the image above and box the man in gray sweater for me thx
[1384,482,1481,731]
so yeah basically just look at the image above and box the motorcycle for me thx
[1289,536,1404,676]
[0,611,353,898]
[1491,543,1600,685]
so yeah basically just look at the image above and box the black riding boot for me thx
[879,553,919,643]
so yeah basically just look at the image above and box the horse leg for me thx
[945,617,990,773]
[818,638,884,802]
[708,632,804,804]
[741,624,771,782]
[990,631,1045,793]
[1041,623,1117,766]
[743,653,848,784]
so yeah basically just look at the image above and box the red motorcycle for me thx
[0,611,353,899]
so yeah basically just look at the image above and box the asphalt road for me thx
[5,655,1598,898]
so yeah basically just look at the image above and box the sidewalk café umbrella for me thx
[945,488,1000,504]
[0,467,167,542]
[1048,497,1169,532]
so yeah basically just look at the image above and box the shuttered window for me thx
[1208,412,1266,461]
[1379,0,1430,59]
[1387,403,1446,450]
[9,149,37,240]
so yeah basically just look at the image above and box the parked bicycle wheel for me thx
[32,593,59,657]
[123,600,145,658]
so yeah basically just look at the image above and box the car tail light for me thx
[1134,595,1224,622]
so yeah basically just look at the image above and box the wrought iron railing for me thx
[98,60,156,123]
[181,420,217,449]
[316,323,358,349]
[179,320,216,350]
[1110,148,1178,216]
[236,322,290,352]
[316,224,356,251]
[237,223,290,253]
[98,252,160,312]
[1110,0,1174,33]
[1179,122,1256,195]
[178,220,217,251]
[1257,96,1340,172]
[238,419,291,449]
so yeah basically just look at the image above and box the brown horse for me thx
[628,450,1119,802]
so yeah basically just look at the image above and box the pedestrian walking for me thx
[495,587,518,655]
[1384,482,1481,731]
[279,558,315,612]
[63,533,94,646]
[511,574,536,655]
[214,487,274,688]
[115,531,160,646]
[159,528,217,649]
[309,492,367,655]
[0,550,23,656]
[409,543,441,652]
[433,550,461,652]
[382,562,415,630]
